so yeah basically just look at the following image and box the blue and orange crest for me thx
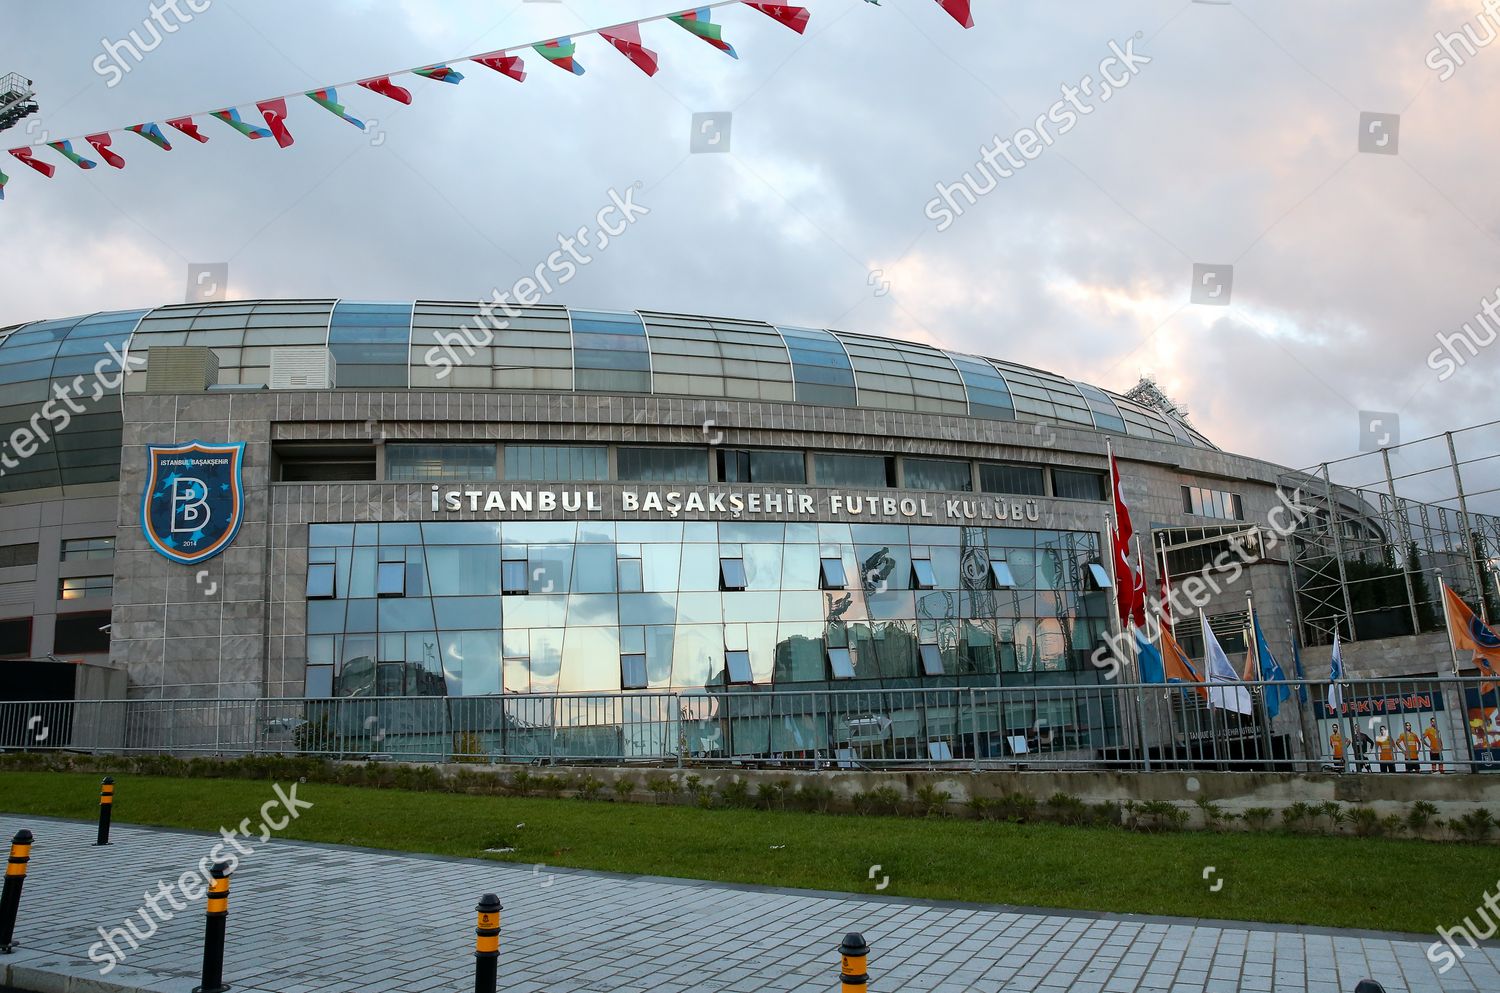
[140,441,246,565]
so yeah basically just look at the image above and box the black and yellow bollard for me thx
[94,776,114,846]
[839,932,869,993]
[191,860,232,993]
[473,893,502,993]
[0,829,33,954]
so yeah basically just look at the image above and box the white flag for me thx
[1203,616,1253,715]
[1327,633,1343,715]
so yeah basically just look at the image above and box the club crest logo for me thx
[140,441,246,565]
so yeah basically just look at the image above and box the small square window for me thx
[1087,563,1112,590]
[621,653,648,690]
[376,562,406,598]
[911,558,937,589]
[989,560,1016,589]
[927,740,954,761]
[501,559,529,595]
[719,557,747,591]
[919,643,944,676]
[305,664,334,698]
[618,558,644,593]
[306,563,336,599]
[819,557,847,590]
[725,650,753,684]
[827,647,855,679]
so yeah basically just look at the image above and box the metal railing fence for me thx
[1,677,1496,773]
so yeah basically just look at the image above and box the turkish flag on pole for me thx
[256,98,295,149]
[85,133,126,169]
[600,24,660,76]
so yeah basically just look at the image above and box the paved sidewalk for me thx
[0,814,1493,993]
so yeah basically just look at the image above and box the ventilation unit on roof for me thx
[144,346,219,394]
[270,348,336,390]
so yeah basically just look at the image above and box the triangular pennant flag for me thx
[0,167,8,201]
[670,8,738,58]
[167,117,210,143]
[745,3,809,34]
[936,0,974,28]
[9,147,57,178]
[472,52,526,82]
[600,23,661,76]
[256,98,295,148]
[85,133,126,169]
[128,122,173,150]
[212,107,273,140]
[414,65,465,84]
[359,76,413,105]
[49,140,97,170]
[534,38,585,75]
[306,89,366,129]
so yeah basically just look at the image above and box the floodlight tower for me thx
[0,74,39,135]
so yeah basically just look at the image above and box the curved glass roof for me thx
[0,300,1215,492]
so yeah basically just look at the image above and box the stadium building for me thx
[0,299,1494,763]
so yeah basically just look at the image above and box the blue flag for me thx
[1135,629,1165,684]
[1252,610,1291,719]
[1288,625,1309,704]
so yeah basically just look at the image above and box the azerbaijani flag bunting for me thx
[49,140,97,169]
[85,133,126,169]
[255,98,295,148]
[414,65,465,84]
[212,107,272,140]
[359,76,414,104]
[167,117,210,143]
[306,89,365,129]
[9,147,57,178]
[472,52,526,81]
[745,3,810,33]
[937,0,974,28]
[535,38,585,75]
[600,23,661,76]
[128,122,173,150]
[670,8,738,58]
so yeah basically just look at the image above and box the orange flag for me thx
[1441,583,1500,692]
[1160,627,1208,700]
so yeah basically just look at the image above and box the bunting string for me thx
[2,0,974,199]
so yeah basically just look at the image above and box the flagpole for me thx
[1437,573,1471,773]
[1246,592,1276,769]
[1131,531,1153,772]
[1103,508,1129,764]
[1198,608,1222,770]
[1285,618,1313,771]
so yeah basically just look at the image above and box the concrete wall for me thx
[0,493,117,659]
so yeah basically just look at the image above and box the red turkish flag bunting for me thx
[85,133,126,169]
[256,98,295,148]
[167,117,210,143]
[745,3,810,34]
[472,52,526,81]
[7,147,56,178]
[600,23,660,76]
[937,0,974,28]
[359,76,413,105]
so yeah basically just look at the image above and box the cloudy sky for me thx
[2,0,1496,475]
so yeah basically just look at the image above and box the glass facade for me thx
[306,521,1112,698]
[385,443,497,482]
[328,301,412,388]
[617,447,708,483]
[504,445,609,482]
[570,310,651,393]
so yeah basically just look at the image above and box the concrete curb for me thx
[1,945,276,993]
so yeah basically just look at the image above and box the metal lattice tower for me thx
[1123,376,1192,426]
[0,73,38,135]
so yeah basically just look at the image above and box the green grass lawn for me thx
[0,770,1487,934]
